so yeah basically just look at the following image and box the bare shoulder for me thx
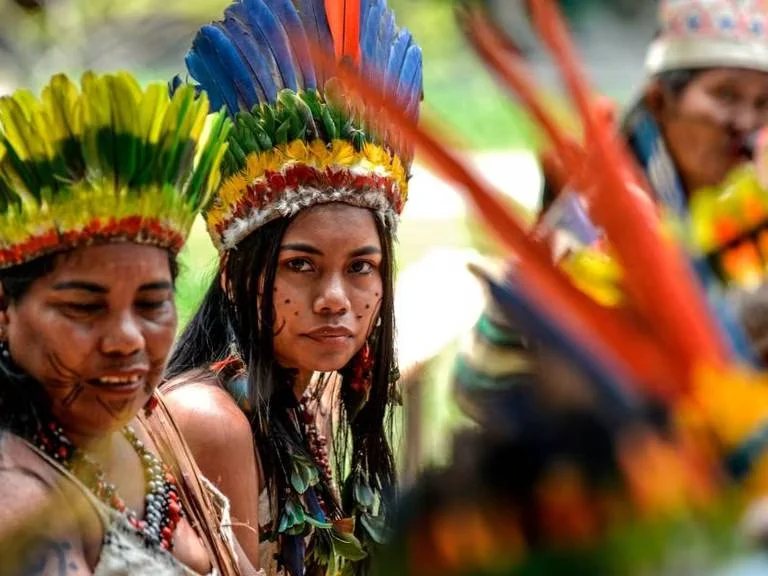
[0,434,91,574]
[161,375,255,463]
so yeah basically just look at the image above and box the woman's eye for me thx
[286,258,314,272]
[715,88,739,104]
[61,303,103,317]
[349,260,374,275]
[136,300,169,312]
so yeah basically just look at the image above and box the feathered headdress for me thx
[174,0,423,252]
[0,72,230,268]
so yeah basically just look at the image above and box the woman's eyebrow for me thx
[52,281,107,293]
[281,243,323,255]
[349,246,381,257]
[138,281,173,292]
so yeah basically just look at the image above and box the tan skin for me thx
[0,244,211,575]
[163,203,385,569]
[645,67,768,194]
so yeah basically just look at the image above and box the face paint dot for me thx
[356,314,363,319]
[365,304,370,309]
[284,299,291,304]
[294,311,299,316]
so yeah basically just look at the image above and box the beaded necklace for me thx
[33,421,184,551]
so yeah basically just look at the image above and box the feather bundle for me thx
[0,72,230,268]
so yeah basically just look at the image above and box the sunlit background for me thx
[0,0,659,477]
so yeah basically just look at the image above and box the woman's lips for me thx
[303,326,354,346]
[88,372,146,396]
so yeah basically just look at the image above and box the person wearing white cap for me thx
[455,0,768,439]
[624,0,768,216]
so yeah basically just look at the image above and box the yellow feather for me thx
[140,84,169,145]
[41,74,79,143]
[106,74,139,137]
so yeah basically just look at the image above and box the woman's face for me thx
[271,203,384,376]
[3,244,177,439]
[652,68,768,193]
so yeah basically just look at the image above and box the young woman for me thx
[455,0,768,430]
[161,0,422,574]
[0,71,248,575]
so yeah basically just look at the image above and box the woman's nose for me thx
[732,104,762,134]
[100,312,144,356]
[313,274,351,315]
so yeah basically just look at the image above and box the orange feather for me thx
[325,0,361,65]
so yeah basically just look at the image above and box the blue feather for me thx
[242,0,299,91]
[281,534,305,576]
[361,1,384,70]
[205,24,260,110]
[395,44,422,109]
[404,64,422,120]
[385,29,411,93]
[269,0,317,90]
[304,488,327,521]
[222,12,279,103]
[375,9,396,80]
[294,0,334,87]
[484,276,641,425]
[168,75,184,97]
[185,50,229,112]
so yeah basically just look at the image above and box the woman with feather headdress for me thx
[0,72,252,574]
[455,0,768,439]
[159,0,422,574]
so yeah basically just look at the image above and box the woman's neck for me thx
[67,426,123,462]
[292,369,313,400]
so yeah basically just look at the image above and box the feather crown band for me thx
[174,0,423,252]
[0,72,230,269]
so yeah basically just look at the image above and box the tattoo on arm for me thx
[20,540,81,576]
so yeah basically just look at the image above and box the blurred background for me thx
[0,0,658,477]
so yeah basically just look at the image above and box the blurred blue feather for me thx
[484,273,642,427]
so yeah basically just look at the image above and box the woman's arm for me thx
[162,381,262,570]
[0,469,92,575]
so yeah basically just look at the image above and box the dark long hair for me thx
[0,255,57,438]
[166,206,398,525]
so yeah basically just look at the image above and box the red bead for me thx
[169,492,178,502]
[162,527,172,540]
[160,540,169,550]
[57,446,69,458]
[169,501,181,519]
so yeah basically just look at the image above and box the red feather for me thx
[325,0,361,65]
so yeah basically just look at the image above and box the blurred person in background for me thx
[0,73,255,574]
[455,0,768,435]
[160,0,422,574]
